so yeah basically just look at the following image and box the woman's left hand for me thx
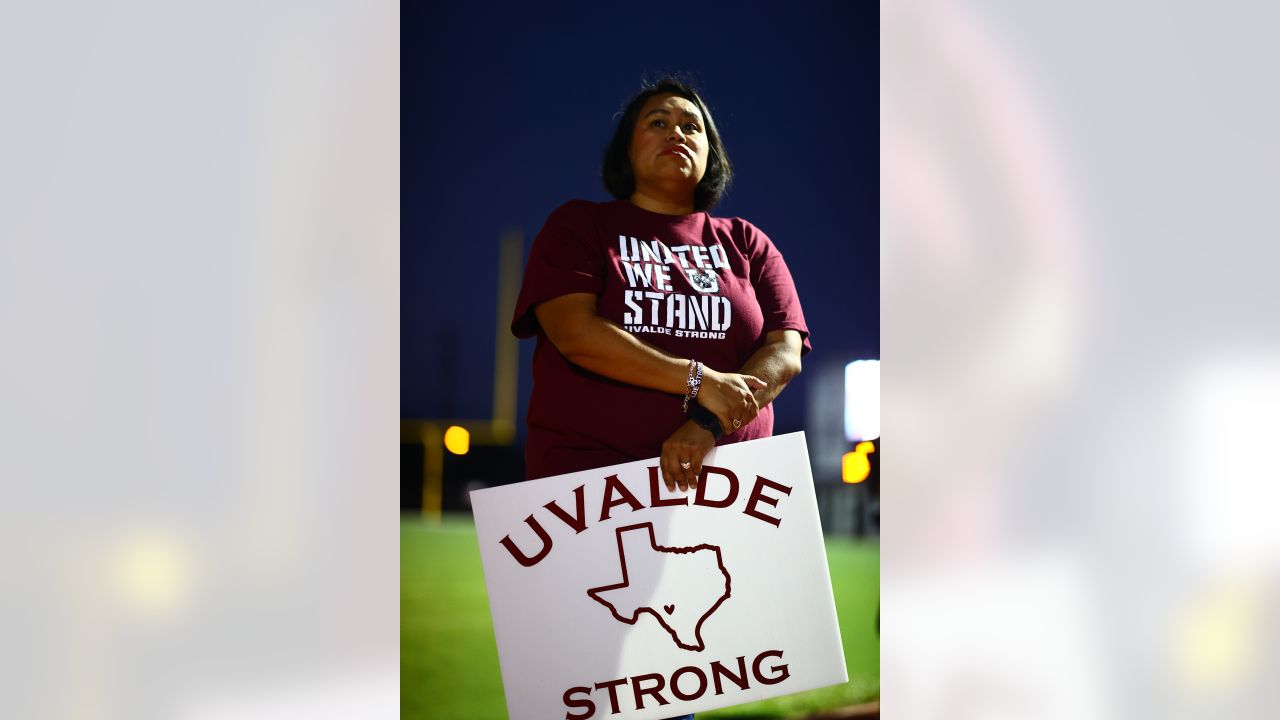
[660,420,716,493]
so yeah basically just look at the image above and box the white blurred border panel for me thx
[884,1,1280,719]
[0,1,399,717]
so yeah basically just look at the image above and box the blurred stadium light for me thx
[844,359,880,441]
[843,441,876,484]
[443,425,470,455]
[807,358,881,538]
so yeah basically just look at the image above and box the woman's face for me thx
[628,93,710,191]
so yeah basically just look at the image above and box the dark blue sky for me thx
[403,2,878,435]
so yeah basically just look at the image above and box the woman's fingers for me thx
[663,435,706,492]
[686,457,701,491]
[660,450,678,492]
[660,422,716,491]
[665,445,690,492]
[697,370,771,434]
[683,444,700,491]
[728,392,757,434]
[680,443,702,490]
[714,409,735,434]
[730,375,764,432]
[697,395,734,434]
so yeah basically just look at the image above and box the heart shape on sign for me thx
[663,604,675,615]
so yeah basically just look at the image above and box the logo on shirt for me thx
[687,267,719,294]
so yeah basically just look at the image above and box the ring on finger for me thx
[680,460,692,470]
[732,417,742,428]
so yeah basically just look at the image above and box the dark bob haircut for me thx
[602,77,733,212]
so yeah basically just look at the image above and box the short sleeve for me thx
[746,223,812,355]
[510,201,607,338]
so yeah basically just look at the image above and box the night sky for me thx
[403,2,878,438]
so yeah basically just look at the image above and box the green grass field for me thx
[402,515,879,719]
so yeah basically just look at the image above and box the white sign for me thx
[470,432,848,720]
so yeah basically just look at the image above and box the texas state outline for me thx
[586,522,732,652]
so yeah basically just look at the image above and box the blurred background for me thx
[1,1,399,718]
[883,1,1280,719]
[400,2,881,718]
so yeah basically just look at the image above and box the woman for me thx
[510,76,809,720]
[511,76,810,494]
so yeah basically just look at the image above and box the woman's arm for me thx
[659,329,803,492]
[533,293,766,429]
[737,329,804,409]
[534,293,690,393]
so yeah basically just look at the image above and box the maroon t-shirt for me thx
[511,199,811,480]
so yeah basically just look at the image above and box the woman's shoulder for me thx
[540,199,628,238]
[706,212,772,249]
[707,212,756,230]
[546,198,616,220]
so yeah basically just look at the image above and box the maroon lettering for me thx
[752,649,791,685]
[710,656,750,694]
[563,686,595,719]
[565,648,789,716]
[743,476,793,527]
[694,465,739,508]
[600,474,644,521]
[648,466,687,507]
[670,665,708,701]
[594,678,626,715]
[631,672,670,710]
[499,514,552,567]
[546,484,589,534]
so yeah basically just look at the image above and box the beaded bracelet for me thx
[682,359,704,413]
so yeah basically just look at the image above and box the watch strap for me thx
[688,404,724,440]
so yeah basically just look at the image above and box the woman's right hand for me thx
[697,368,767,434]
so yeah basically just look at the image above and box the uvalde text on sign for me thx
[499,465,793,568]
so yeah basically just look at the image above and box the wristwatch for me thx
[688,404,724,440]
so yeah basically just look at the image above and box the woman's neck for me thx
[629,188,695,216]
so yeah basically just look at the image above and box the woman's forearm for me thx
[536,293,692,395]
[558,315,767,433]
[534,295,797,424]
[564,321,802,410]
[558,313,691,394]
[736,330,804,409]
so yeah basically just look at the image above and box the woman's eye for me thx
[651,119,666,127]
[683,123,700,133]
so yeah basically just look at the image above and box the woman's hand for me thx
[661,421,717,492]
[697,368,767,434]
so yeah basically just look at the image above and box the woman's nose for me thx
[667,125,685,142]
